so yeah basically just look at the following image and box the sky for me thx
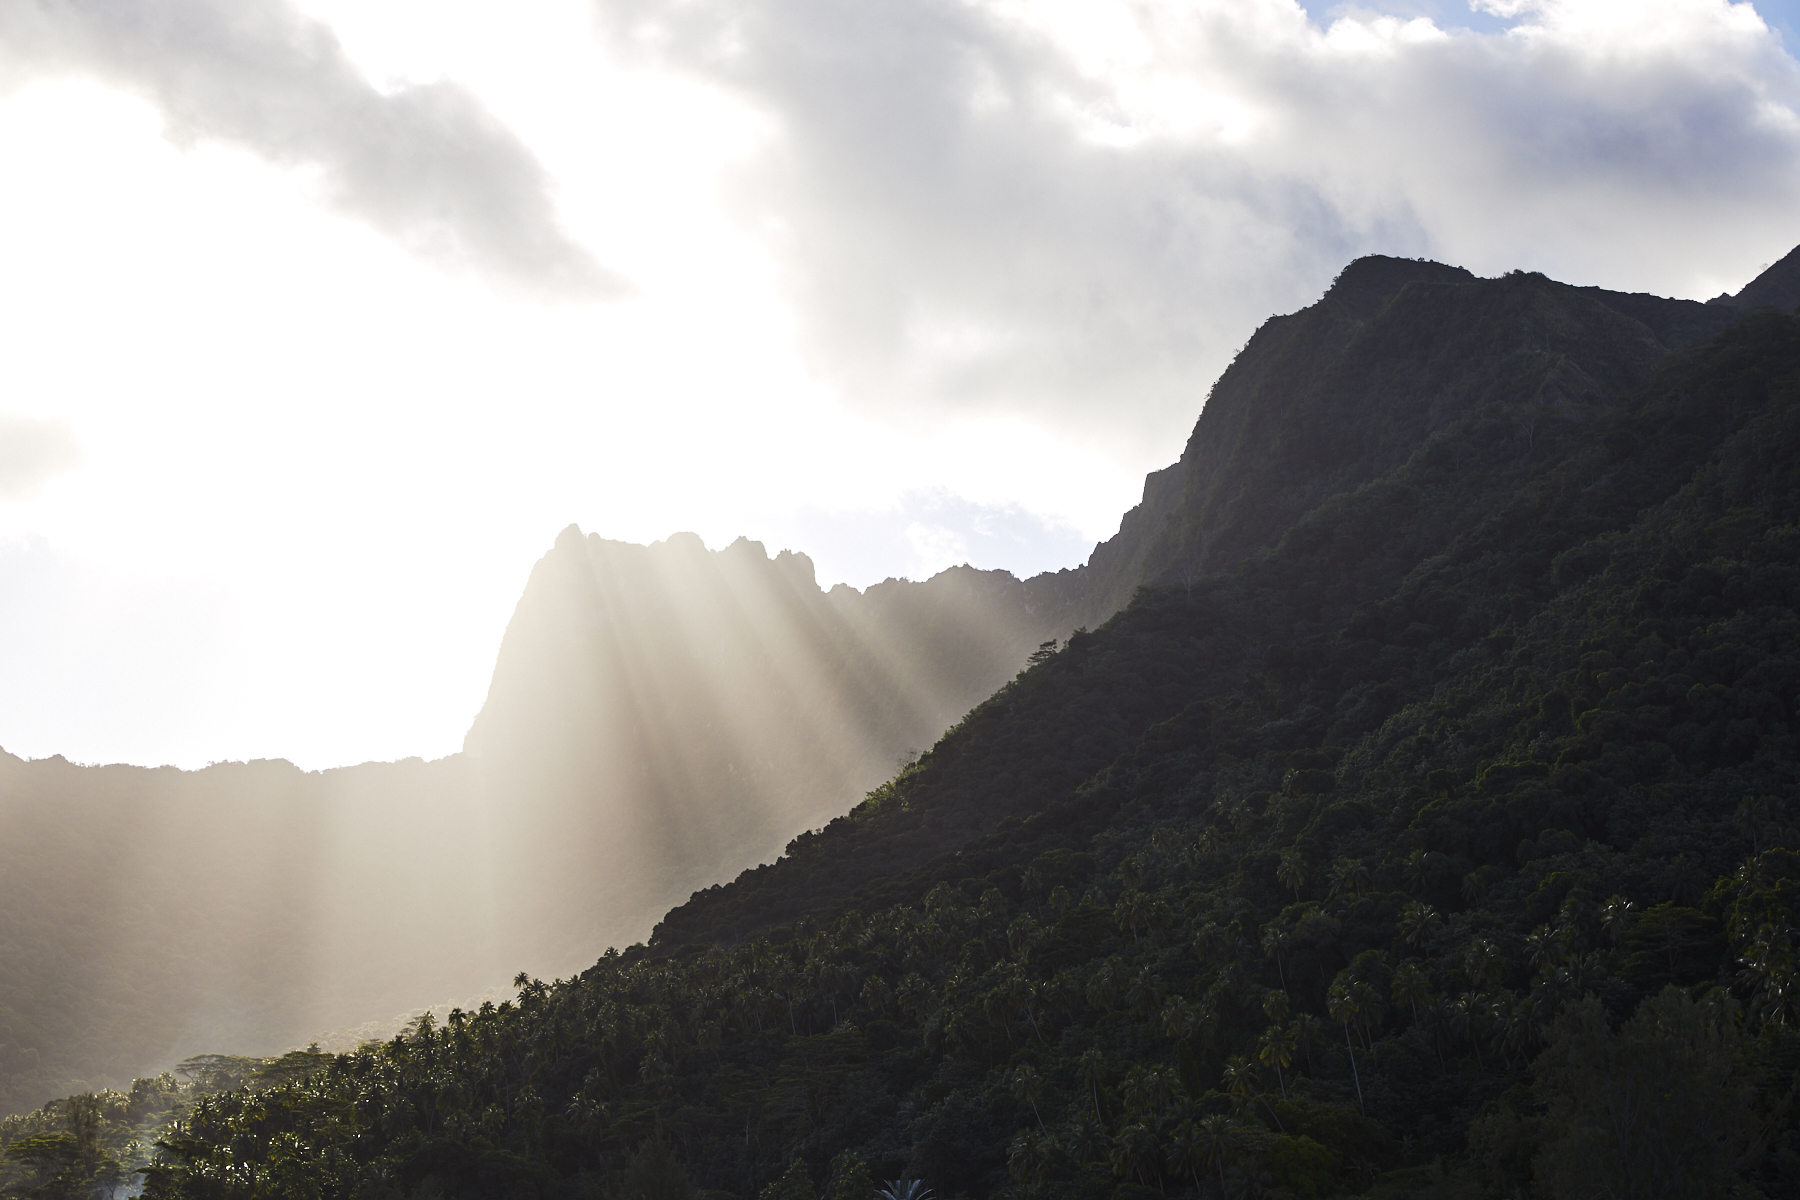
[0,0,1796,771]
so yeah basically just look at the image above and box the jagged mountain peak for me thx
[1707,241,1800,312]
[1318,254,1476,321]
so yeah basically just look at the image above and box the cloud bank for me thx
[0,414,83,500]
[0,0,618,298]
[594,0,1800,451]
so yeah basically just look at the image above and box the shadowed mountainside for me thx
[54,247,1800,1200]
[651,256,1749,947]
[0,247,1787,1136]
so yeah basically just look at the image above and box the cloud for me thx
[0,414,83,500]
[784,488,1092,587]
[0,0,621,298]
[593,0,1800,454]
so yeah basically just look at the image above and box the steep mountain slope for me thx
[1712,241,1800,314]
[458,497,1192,969]
[651,260,1743,947]
[0,429,1185,1116]
[76,250,1800,1200]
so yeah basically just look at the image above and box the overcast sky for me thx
[0,0,1796,770]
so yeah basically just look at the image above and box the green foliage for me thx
[759,1158,814,1200]
[1,1095,125,1200]
[30,266,1800,1200]
[822,1151,871,1200]
[625,1140,696,1200]
[1531,990,1762,1198]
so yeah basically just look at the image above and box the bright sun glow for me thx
[0,0,1797,770]
[0,6,1137,770]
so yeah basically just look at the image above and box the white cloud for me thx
[592,0,1800,455]
[2,0,1798,770]
[0,0,618,297]
[0,414,82,501]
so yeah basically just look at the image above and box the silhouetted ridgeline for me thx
[8,245,1798,1199]
[0,450,1182,1116]
[650,254,1754,948]
[459,509,1186,972]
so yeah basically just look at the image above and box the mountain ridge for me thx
[72,242,1800,1200]
[644,253,1775,951]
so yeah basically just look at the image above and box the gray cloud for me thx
[595,0,1800,456]
[0,0,621,298]
[0,414,83,500]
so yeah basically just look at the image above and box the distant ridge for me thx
[101,241,1800,1200]
[0,242,1791,1124]
[651,247,1777,947]
[1709,242,1800,312]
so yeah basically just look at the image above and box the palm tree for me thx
[875,1180,934,1200]
[1077,1048,1107,1123]
[1221,1055,1282,1130]
[1126,968,1166,1017]
[1461,938,1500,990]
[1164,1120,1205,1193]
[1108,1123,1160,1189]
[1159,996,1201,1042]
[1346,979,1386,1051]
[1261,921,1292,990]
[1289,1012,1324,1074]
[1063,1112,1106,1166]
[1448,991,1488,1068]
[1390,960,1433,1027]
[1276,848,1308,901]
[1195,1115,1240,1196]
[1257,1025,1296,1101]
[1326,982,1365,1115]
[1008,1129,1053,1188]
[1398,902,1442,952]
[1118,1066,1173,1117]
[1600,894,1636,948]
[1114,891,1151,943]
[1327,857,1369,899]
[1523,924,1560,978]
[1402,848,1432,895]
[1006,1065,1047,1133]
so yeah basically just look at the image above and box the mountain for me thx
[40,247,1800,1200]
[650,255,1744,948]
[0,445,1185,1116]
[458,500,1190,970]
[1711,242,1800,313]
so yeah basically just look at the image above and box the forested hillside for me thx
[13,251,1797,1199]
[0,439,1180,1117]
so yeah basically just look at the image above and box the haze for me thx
[1,0,1798,771]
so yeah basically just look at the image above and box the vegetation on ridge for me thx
[8,267,1800,1199]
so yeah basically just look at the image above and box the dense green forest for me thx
[8,254,1800,1199]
